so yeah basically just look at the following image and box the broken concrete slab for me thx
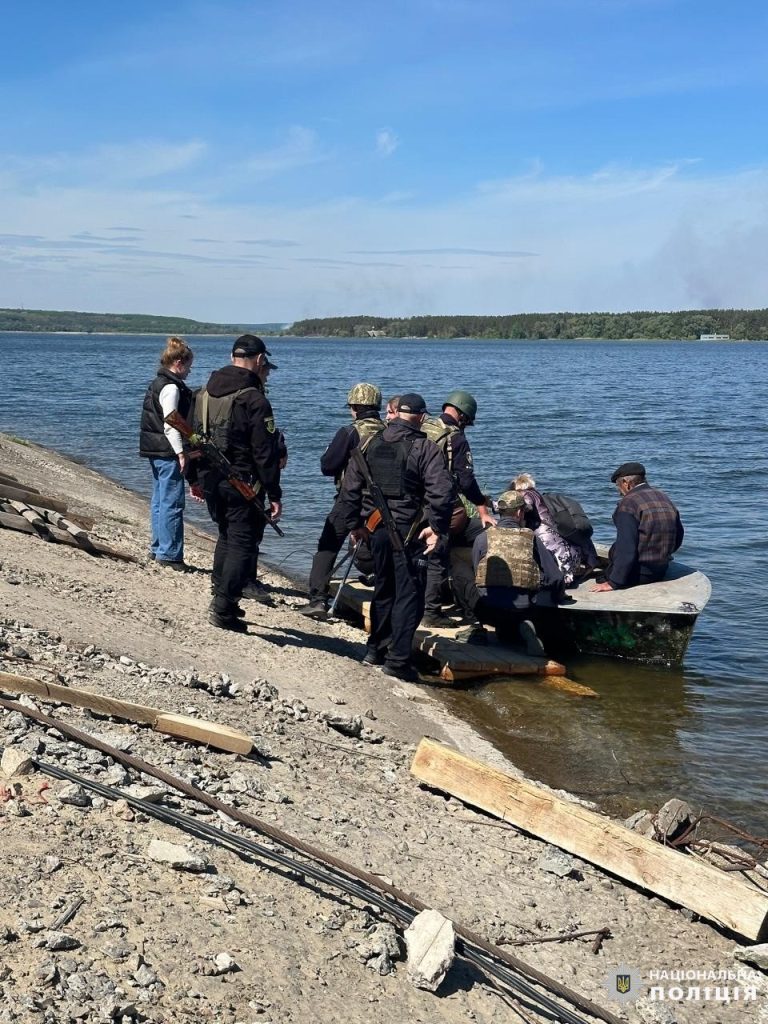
[404,909,455,991]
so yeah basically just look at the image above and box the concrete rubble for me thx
[404,909,455,991]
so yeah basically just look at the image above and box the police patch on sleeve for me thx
[265,416,276,434]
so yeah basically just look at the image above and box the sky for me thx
[0,0,766,322]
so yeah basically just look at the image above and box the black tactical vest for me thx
[139,369,193,459]
[364,433,416,498]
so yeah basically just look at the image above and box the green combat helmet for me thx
[443,389,478,424]
[347,382,382,409]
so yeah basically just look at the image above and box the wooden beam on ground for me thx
[0,471,25,486]
[0,508,136,562]
[156,713,254,755]
[410,738,768,941]
[0,672,253,756]
[0,482,69,514]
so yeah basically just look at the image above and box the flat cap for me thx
[496,490,525,511]
[611,461,646,483]
[397,392,428,415]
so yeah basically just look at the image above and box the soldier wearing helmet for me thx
[300,383,385,618]
[420,389,496,627]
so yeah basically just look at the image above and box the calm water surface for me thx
[1,333,766,834]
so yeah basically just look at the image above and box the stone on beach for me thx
[147,839,208,872]
[404,909,455,991]
[1,747,34,778]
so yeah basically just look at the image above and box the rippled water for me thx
[1,333,766,833]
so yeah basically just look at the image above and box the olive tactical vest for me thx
[335,417,384,489]
[193,387,258,456]
[475,527,541,590]
[420,416,458,471]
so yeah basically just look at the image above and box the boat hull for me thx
[534,605,699,666]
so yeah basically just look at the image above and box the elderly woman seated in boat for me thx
[510,473,598,587]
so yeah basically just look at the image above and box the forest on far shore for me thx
[288,309,768,340]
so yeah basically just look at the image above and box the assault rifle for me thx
[164,410,285,537]
[348,446,405,555]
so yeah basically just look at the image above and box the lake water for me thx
[1,333,767,837]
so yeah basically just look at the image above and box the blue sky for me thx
[1,0,766,321]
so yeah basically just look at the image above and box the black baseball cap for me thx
[232,334,271,358]
[611,461,646,482]
[397,393,428,414]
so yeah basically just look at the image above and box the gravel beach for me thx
[0,431,765,1024]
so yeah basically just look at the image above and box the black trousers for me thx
[369,529,427,669]
[424,516,486,612]
[451,561,529,645]
[307,504,349,599]
[205,480,266,614]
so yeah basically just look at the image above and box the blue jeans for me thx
[149,457,185,562]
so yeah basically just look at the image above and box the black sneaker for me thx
[362,648,386,666]
[455,624,488,645]
[421,611,456,628]
[208,610,248,633]
[156,560,192,572]
[241,583,274,605]
[357,574,375,587]
[519,620,546,658]
[382,662,420,683]
[298,599,328,621]
[208,600,245,618]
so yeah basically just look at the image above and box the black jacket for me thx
[438,412,485,506]
[337,419,455,538]
[320,410,382,478]
[201,365,282,501]
[139,368,193,459]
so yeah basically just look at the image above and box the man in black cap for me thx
[195,334,283,630]
[593,462,684,592]
[336,392,455,682]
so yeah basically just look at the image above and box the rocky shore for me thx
[0,432,765,1024]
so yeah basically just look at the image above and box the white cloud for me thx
[243,126,327,179]
[1,148,767,320]
[3,140,206,186]
[375,129,400,157]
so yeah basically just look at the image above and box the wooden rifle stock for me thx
[164,411,284,537]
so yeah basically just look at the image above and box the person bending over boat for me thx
[452,490,565,655]
[512,473,597,586]
[592,462,683,593]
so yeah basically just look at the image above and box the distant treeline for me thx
[288,310,768,341]
[0,308,284,335]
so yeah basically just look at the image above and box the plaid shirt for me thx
[607,483,684,588]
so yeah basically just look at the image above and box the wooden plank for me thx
[331,579,567,680]
[0,672,253,756]
[0,471,26,486]
[0,671,161,724]
[0,508,135,562]
[3,501,50,534]
[0,482,69,514]
[155,713,253,755]
[410,738,768,941]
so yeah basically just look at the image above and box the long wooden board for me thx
[0,482,69,514]
[0,672,253,756]
[331,579,567,681]
[0,508,136,562]
[410,738,768,941]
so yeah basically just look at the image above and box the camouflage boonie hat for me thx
[347,382,382,409]
[496,490,525,511]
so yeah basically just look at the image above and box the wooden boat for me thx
[532,550,711,666]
